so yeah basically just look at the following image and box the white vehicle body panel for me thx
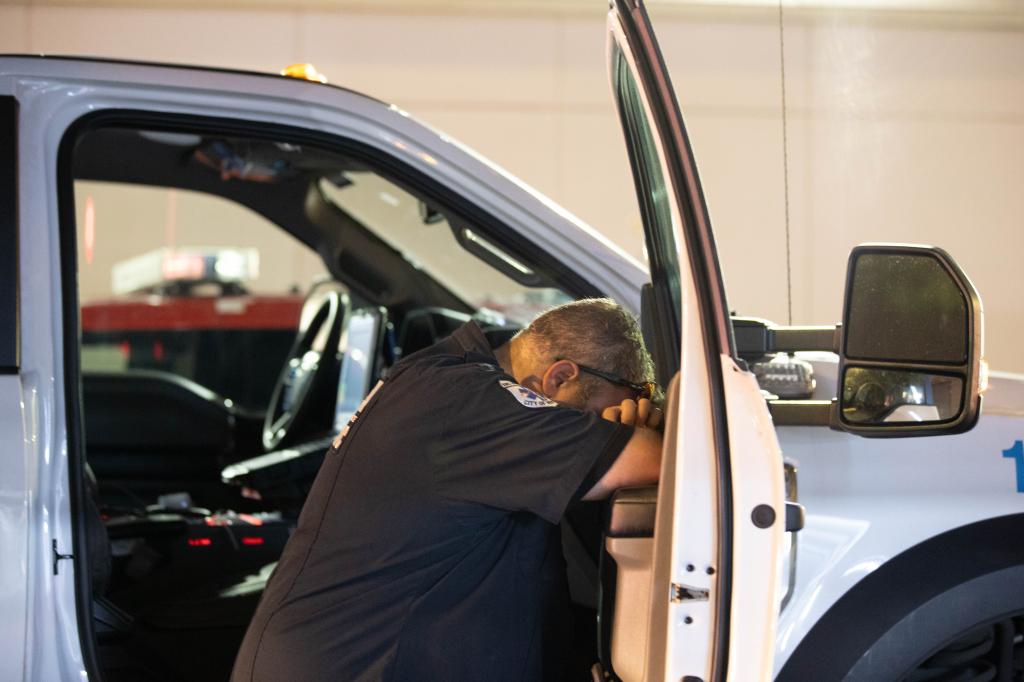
[0,375,31,682]
[720,356,785,680]
[643,258,719,680]
[773,361,1024,674]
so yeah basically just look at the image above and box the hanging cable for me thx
[778,0,793,325]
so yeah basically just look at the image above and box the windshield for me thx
[319,172,570,324]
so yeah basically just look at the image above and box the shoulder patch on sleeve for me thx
[499,379,558,409]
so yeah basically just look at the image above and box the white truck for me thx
[0,1,1019,680]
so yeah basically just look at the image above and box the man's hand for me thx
[602,398,663,430]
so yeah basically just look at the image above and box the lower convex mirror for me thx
[841,368,964,425]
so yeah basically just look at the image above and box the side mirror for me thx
[737,244,985,438]
[836,244,983,436]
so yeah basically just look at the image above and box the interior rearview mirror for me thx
[836,245,983,436]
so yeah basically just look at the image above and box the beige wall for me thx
[2,2,1021,371]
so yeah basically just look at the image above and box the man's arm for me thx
[581,417,662,500]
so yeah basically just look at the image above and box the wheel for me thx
[840,566,1024,682]
[901,616,1024,682]
[262,281,349,451]
[777,517,1024,682]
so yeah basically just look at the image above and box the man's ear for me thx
[540,359,579,398]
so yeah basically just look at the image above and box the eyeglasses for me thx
[557,358,656,401]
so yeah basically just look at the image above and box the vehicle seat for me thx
[83,371,237,508]
[396,307,471,358]
[87,462,277,682]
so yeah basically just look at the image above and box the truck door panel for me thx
[600,485,658,682]
[609,1,785,678]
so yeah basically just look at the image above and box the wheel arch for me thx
[776,513,1024,681]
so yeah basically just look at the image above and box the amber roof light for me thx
[280,63,328,84]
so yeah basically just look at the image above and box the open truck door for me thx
[600,1,787,680]
[601,4,987,681]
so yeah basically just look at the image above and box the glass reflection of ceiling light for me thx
[463,229,534,276]
[377,191,401,207]
[138,131,203,146]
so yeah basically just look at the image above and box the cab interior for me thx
[65,119,661,681]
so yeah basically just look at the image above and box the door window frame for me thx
[55,107,610,679]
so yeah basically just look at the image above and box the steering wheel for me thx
[262,281,349,451]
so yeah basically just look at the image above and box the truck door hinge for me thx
[670,583,709,603]
[52,539,73,575]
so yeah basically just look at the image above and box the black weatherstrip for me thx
[0,96,19,373]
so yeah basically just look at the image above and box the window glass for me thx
[319,173,570,324]
[74,129,573,412]
[75,181,325,409]
[612,44,683,332]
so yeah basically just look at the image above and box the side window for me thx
[66,123,575,512]
[75,181,325,410]
[612,44,683,338]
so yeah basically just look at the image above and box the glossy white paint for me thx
[772,412,1024,675]
[720,356,785,681]
[768,357,1024,673]
[0,375,30,682]
[4,68,91,681]
[648,266,719,681]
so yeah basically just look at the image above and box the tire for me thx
[844,566,1024,682]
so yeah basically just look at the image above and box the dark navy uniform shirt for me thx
[232,321,632,682]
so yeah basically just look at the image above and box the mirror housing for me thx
[835,244,983,436]
[742,244,984,438]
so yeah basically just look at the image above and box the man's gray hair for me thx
[521,298,655,401]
